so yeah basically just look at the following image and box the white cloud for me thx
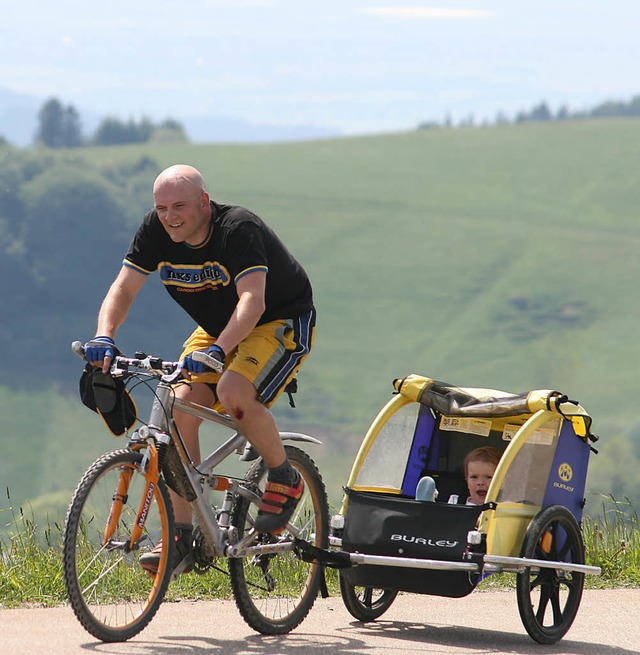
[361,7,495,20]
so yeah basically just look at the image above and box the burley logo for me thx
[553,462,575,492]
[558,462,573,482]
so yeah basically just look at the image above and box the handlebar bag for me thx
[79,364,137,437]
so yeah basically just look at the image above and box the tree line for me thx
[33,97,187,148]
[419,93,640,130]
[0,147,194,387]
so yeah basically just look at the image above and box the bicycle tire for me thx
[62,448,175,642]
[516,505,585,644]
[229,445,329,634]
[339,575,398,621]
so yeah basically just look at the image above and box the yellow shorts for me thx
[179,309,315,409]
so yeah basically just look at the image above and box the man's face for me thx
[466,460,496,505]
[154,178,210,245]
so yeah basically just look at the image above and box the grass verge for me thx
[0,495,637,609]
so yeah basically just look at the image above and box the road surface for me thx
[1,589,638,655]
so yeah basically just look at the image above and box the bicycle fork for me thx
[102,443,160,552]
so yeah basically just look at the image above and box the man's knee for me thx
[217,372,259,418]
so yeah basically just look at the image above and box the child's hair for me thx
[463,446,502,478]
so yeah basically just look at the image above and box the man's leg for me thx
[170,382,216,522]
[216,370,302,532]
[140,382,214,574]
[216,370,285,467]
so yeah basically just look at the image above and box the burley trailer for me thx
[327,374,601,644]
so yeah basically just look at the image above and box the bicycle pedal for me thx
[170,554,194,580]
[239,444,260,461]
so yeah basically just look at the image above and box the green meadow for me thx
[2,118,640,522]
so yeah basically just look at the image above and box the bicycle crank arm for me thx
[239,540,297,558]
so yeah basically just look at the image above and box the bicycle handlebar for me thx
[71,340,222,382]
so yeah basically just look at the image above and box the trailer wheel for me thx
[516,505,585,644]
[339,574,398,622]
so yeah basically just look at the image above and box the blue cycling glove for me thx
[183,344,226,373]
[84,336,117,364]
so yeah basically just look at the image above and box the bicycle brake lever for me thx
[162,367,185,384]
[71,340,86,359]
[192,350,224,373]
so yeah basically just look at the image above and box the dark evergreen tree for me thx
[92,116,131,145]
[92,115,173,145]
[34,98,84,148]
[61,104,84,148]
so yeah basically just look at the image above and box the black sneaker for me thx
[254,474,305,535]
[139,533,193,576]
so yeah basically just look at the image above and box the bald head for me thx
[153,164,212,245]
[153,164,207,196]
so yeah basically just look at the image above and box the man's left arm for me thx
[215,270,267,355]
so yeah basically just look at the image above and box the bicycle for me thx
[62,342,329,643]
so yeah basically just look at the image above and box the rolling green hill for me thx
[2,119,640,520]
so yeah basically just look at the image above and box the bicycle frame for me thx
[129,378,321,562]
[67,342,330,641]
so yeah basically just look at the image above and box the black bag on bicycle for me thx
[79,364,137,436]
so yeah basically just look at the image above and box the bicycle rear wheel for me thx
[62,448,175,642]
[229,445,329,634]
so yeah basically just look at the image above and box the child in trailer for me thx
[448,446,502,505]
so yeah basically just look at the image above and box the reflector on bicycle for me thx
[79,364,137,436]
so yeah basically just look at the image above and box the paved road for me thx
[1,589,638,655]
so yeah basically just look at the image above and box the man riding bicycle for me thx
[84,164,316,574]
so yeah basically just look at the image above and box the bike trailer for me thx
[337,374,599,597]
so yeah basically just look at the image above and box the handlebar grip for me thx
[191,350,224,373]
[71,340,86,359]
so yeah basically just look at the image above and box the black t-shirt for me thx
[124,201,314,337]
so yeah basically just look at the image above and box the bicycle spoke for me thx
[80,554,126,595]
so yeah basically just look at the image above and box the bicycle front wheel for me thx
[229,445,329,634]
[62,448,175,642]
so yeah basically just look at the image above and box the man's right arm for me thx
[94,266,147,371]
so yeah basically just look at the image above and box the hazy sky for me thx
[2,0,640,133]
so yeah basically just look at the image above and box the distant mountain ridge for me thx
[0,87,339,146]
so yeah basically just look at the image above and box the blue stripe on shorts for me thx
[258,308,315,404]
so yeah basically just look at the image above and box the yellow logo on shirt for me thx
[158,262,231,289]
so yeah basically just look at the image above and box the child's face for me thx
[466,460,496,504]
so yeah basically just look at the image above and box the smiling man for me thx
[83,164,316,574]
